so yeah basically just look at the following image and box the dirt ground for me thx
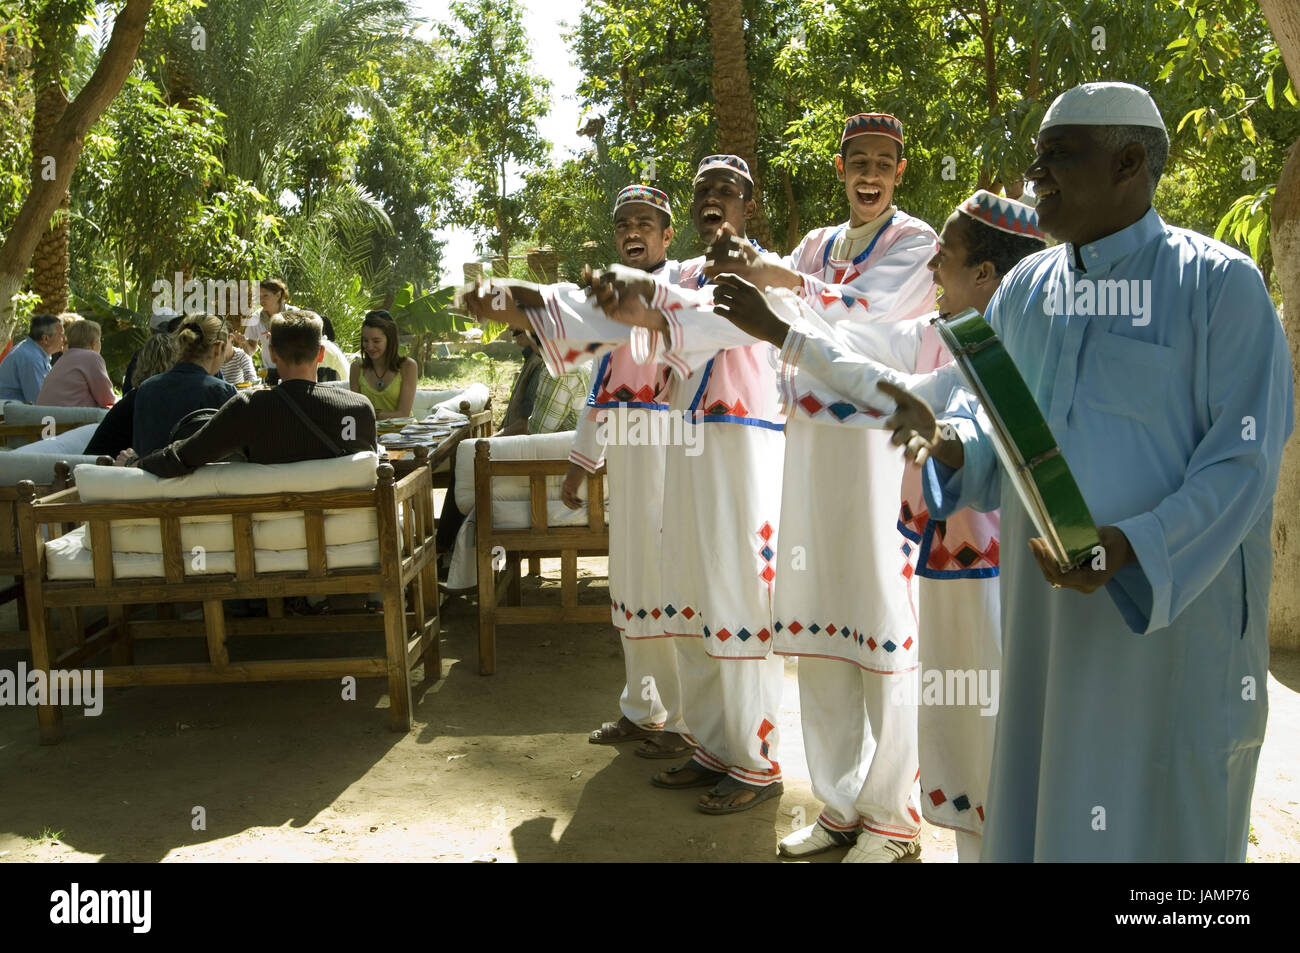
[0,560,1297,864]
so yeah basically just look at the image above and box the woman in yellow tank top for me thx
[350,310,418,419]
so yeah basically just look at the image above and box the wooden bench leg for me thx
[267,597,285,619]
[203,600,229,670]
[506,552,522,606]
[420,553,441,681]
[109,603,133,666]
[383,585,412,730]
[477,540,497,675]
[561,549,578,609]
[527,556,540,577]
[26,603,62,745]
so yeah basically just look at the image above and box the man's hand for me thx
[114,448,139,467]
[462,278,543,330]
[711,273,789,347]
[877,380,963,469]
[703,223,801,290]
[582,265,666,331]
[561,463,586,510]
[1029,525,1134,594]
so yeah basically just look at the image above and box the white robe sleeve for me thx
[522,284,634,377]
[1107,260,1294,634]
[568,406,607,473]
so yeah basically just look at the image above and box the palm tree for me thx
[154,0,407,193]
[706,0,771,248]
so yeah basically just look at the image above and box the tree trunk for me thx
[781,165,799,254]
[30,11,71,315]
[1259,0,1300,650]
[0,0,154,341]
[706,0,771,248]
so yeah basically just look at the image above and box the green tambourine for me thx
[934,308,1100,571]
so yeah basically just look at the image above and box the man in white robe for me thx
[574,185,691,759]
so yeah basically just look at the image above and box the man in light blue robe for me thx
[885,82,1293,861]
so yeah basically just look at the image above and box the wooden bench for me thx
[17,458,440,744]
[0,457,107,635]
[471,440,608,675]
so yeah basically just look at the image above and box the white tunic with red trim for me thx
[567,261,678,639]
[524,272,786,660]
[776,306,1003,834]
[769,212,937,672]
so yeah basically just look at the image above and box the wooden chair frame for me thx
[17,461,440,744]
[0,459,94,633]
[472,440,609,675]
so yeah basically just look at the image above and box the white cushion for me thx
[45,525,379,580]
[453,432,584,514]
[74,451,379,501]
[85,509,379,554]
[411,382,490,419]
[10,422,98,456]
[444,501,608,589]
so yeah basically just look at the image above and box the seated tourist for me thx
[84,333,179,458]
[220,335,258,385]
[47,311,82,366]
[123,308,180,389]
[349,310,418,419]
[138,310,378,476]
[436,338,591,572]
[36,318,117,408]
[131,315,238,456]
[0,314,65,402]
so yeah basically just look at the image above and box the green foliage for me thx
[437,0,552,261]
[536,0,1295,282]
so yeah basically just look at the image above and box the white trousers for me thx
[798,656,921,839]
[676,637,784,785]
[618,635,688,734]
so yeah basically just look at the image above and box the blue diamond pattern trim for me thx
[953,795,971,812]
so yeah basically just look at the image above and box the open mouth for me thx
[855,186,882,205]
[623,241,646,258]
[1034,185,1060,204]
[700,206,724,226]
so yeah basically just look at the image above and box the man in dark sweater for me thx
[140,311,377,477]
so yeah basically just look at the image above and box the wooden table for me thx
[383,418,473,481]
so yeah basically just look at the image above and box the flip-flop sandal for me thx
[649,760,728,790]
[697,777,785,815]
[588,716,655,745]
[634,731,697,759]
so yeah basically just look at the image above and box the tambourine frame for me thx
[934,310,1100,572]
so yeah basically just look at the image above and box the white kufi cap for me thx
[1040,82,1166,132]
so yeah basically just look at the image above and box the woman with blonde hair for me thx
[131,315,237,455]
[349,309,417,419]
[36,318,116,408]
